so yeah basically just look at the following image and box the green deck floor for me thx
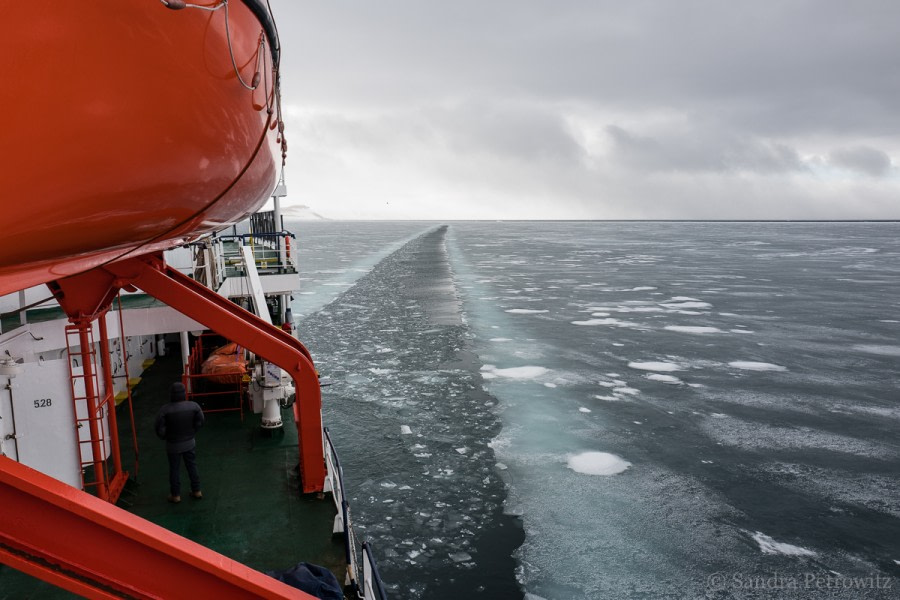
[0,352,346,598]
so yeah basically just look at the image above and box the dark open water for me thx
[291,221,900,600]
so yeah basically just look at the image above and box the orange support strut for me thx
[0,456,315,599]
[47,252,325,493]
[105,253,325,493]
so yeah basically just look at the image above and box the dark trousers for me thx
[167,449,200,496]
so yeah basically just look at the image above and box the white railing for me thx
[362,542,388,600]
[219,233,297,276]
[323,427,359,589]
[323,427,387,599]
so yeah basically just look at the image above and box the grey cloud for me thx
[828,146,893,177]
[606,125,805,174]
[288,99,584,165]
[427,101,584,164]
[277,1,900,136]
[272,0,900,219]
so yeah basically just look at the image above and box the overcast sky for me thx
[267,1,900,220]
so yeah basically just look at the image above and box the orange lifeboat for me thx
[0,0,285,296]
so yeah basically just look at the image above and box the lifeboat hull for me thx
[0,1,282,296]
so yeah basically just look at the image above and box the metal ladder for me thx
[64,322,112,500]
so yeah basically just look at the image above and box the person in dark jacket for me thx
[155,382,205,503]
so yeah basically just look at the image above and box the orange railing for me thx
[182,333,247,419]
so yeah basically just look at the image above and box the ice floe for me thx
[567,451,632,476]
[645,373,682,384]
[664,326,723,334]
[505,309,548,314]
[579,407,592,413]
[728,361,787,372]
[613,386,640,396]
[628,361,683,372]
[481,365,549,380]
[449,551,473,563]
[750,532,817,557]
[616,306,664,313]
[853,344,900,356]
[571,318,641,328]
[660,301,712,310]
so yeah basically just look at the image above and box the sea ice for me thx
[751,532,817,557]
[481,365,549,380]
[645,374,682,384]
[664,326,722,334]
[571,318,640,328]
[579,407,592,413]
[613,386,640,395]
[628,361,683,372]
[401,425,413,435]
[660,301,712,310]
[728,361,787,372]
[852,344,900,356]
[449,552,473,563]
[505,309,549,314]
[567,451,632,476]
[489,338,512,342]
[616,306,664,313]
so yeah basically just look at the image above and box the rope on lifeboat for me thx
[160,0,286,159]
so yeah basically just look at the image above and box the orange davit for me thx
[0,0,285,296]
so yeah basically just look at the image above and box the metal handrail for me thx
[218,234,297,275]
[218,232,297,242]
[323,427,359,590]
[361,542,388,600]
[323,428,388,599]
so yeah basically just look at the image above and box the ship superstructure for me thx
[0,206,386,598]
[0,1,385,597]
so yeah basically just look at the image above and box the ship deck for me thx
[0,351,347,598]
